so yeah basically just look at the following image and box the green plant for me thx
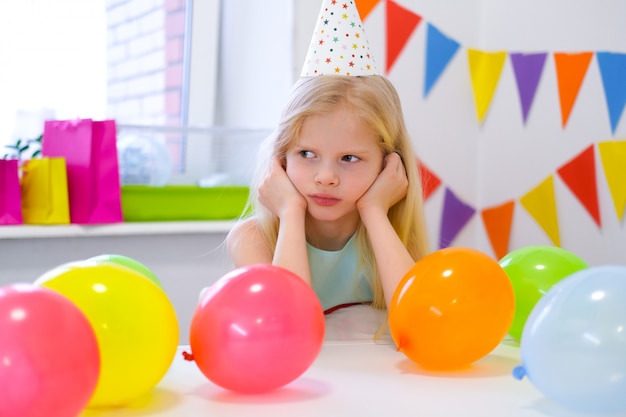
[2,134,42,160]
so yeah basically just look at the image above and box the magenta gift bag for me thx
[0,159,23,225]
[42,119,123,224]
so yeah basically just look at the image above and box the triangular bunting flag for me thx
[598,140,626,221]
[468,49,507,124]
[439,187,476,249]
[519,175,560,246]
[556,144,601,227]
[423,23,460,97]
[481,200,515,260]
[510,52,548,124]
[386,0,422,74]
[417,159,441,201]
[554,52,594,128]
[596,52,626,135]
[356,0,380,21]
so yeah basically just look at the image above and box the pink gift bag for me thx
[0,159,23,225]
[42,119,123,224]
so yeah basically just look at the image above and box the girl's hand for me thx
[258,157,307,218]
[357,152,408,217]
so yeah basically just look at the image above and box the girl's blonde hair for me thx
[245,75,431,309]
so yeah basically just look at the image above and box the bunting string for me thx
[358,0,626,131]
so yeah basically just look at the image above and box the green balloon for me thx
[499,246,588,341]
[88,254,162,288]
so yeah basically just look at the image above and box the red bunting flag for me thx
[557,144,601,227]
[386,0,422,74]
[417,160,442,201]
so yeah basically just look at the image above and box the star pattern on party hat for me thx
[301,0,379,76]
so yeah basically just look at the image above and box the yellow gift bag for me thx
[20,157,70,224]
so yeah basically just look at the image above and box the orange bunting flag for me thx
[557,144,601,227]
[417,160,442,201]
[355,0,380,21]
[520,175,560,247]
[385,0,422,74]
[554,52,594,128]
[598,140,626,221]
[468,49,507,124]
[481,201,515,260]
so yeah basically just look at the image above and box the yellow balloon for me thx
[35,260,179,408]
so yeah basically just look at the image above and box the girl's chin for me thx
[306,207,358,223]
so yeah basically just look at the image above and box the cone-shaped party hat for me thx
[301,0,379,76]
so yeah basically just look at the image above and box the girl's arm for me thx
[271,205,311,285]
[357,152,415,307]
[226,158,311,285]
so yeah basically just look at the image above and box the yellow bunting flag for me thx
[519,175,560,247]
[598,140,626,221]
[468,49,507,124]
[481,200,515,260]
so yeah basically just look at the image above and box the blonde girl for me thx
[227,75,430,312]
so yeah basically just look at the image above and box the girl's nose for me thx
[314,164,338,186]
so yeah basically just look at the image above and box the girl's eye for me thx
[342,155,360,162]
[299,150,315,158]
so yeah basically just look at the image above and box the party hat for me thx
[301,0,379,76]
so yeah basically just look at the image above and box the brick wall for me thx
[105,0,186,170]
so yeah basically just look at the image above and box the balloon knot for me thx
[182,351,195,361]
[512,365,526,380]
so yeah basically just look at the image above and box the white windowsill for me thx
[0,221,236,239]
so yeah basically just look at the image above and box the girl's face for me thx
[285,104,384,224]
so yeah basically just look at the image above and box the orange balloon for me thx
[389,247,515,370]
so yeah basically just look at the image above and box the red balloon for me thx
[189,264,325,393]
[0,284,100,417]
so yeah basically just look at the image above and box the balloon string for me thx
[324,301,372,315]
[182,351,195,361]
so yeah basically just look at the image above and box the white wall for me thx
[294,0,626,265]
[0,232,233,345]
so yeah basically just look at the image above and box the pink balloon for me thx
[0,284,100,417]
[189,264,325,393]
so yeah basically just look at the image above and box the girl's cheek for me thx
[285,164,300,183]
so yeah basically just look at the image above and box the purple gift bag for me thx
[42,119,123,224]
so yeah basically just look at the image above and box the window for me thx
[0,0,107,146]
[1,0,293,185]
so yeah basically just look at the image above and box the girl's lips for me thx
[309,194,340,206]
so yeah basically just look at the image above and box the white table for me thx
[79,306,620,417]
